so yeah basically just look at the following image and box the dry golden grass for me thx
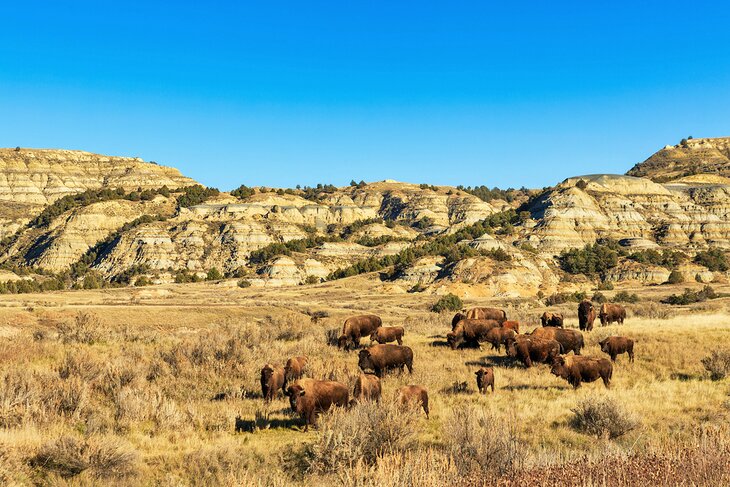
[0,276,728,485]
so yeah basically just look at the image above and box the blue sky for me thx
[1,1,729,190]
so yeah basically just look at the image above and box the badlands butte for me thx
[2,137,730,295]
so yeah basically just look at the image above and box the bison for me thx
[550,355,612,389]
[506,336,561,368]
[475,367,495,394]
[451,311,467,329]
[531,327,584,355]
[447,319,501,349]
[350,373,382,405]
[465,307,507,324]
[283,355,308,385]
[398,385,429,418]
[599,336,634,363]
[358,344,414,377]
[260,363,285,401]
[370,326,405,345]
[540,311,564,328]
[285,378,349,431]
[578,300,596,332]
[599,303,626,326]
[502,320,520,333]
[338,314,382,350]
[484,326,517,352]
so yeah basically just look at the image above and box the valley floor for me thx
[0,275,729,485]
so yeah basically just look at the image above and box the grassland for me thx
[0,275,729,485]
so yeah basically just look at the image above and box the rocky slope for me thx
[627,137,730,182]
[3,139,730,295]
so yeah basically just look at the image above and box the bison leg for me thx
[406,360,413,374]
[602,374,611,388]
[397,337,402,345]
[610,353,617,362]
[628,349,634,363]
[490,382,495,393]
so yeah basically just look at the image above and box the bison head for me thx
[358,350,374,372]
[598,338,609,353]
[337,335,350,350]
[261,364,274,386]
[550,356,568,378]
[446,332,463,350]
[505,337,518,357]
[285,384,306,411]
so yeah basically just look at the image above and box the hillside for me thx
[627,137,730,182]
[1,140,730,296]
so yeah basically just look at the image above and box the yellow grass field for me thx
[0,275,729,485]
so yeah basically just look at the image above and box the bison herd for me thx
[257,301,635,431]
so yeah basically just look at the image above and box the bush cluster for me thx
[694,248,729,272]
[559,241,621,276]
[570,396,639,439]
[613,291,640,303]
[544,291,587,306]
[628,249,687,269]
[455,185,530,203]
[662,286,719,305]
[431,294,463,313]
[701,349,730,381]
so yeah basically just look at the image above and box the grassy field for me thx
[0,276,729,485]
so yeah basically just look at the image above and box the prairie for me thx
[0,275,729,485]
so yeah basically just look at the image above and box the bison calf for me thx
[550,355,613,389]
[370,326,405,345]
[283,355,308,385]
[485,326,516,352]
[350,373,382,405]
[447,319,501,349]
[502,320,520,333]
[398,385,429,418]
[260,364,285,401]
[475,367,495,394]
[285,379,349,431]
[599,336,634,363]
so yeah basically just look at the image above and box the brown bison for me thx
[451,311,467,329]
[283,355,308,385]
[260,363,285,401]
[540,311,564,327]
[370,326,405,345]
[475,367,495,394]
[485,326,517,352]
[502,320,520,333]
[338,314,382,350]
[531,327,584,355]
[550,355,612,389]
[599,336,635,363]
[465,307,507,324]
[285,378,349,431]
[578,300,596,331]
[447,319,501,349]
[398,385,429,418]
[358,344,414,377]
[350,373,382,405]
[506,336,561,368]
[599,303,626,326]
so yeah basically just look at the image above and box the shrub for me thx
[592,292,608,304]
[613,291,640,303]
[206,268,223,281]
[701,349,730,380]
[443,405,524,475]
[57,312,103,345]
[431,294,463,313]
[304,275,320,285]
[237,279,251,288]
[631,301,671,319]
[596,281,614,291]
[545,291,587,306]
[559,242,619,276]
[628,249,687,269]
[230,184,255,199]
[30,436,138,480]
[667,270,684,284]
[662,286,719,305]
[134,276,151,287]
[307,400,419,473]
[575,179,588,190]
[694,248,729,272]
[570,396,639,439]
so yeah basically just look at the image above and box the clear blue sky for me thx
[2,1,729,190]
